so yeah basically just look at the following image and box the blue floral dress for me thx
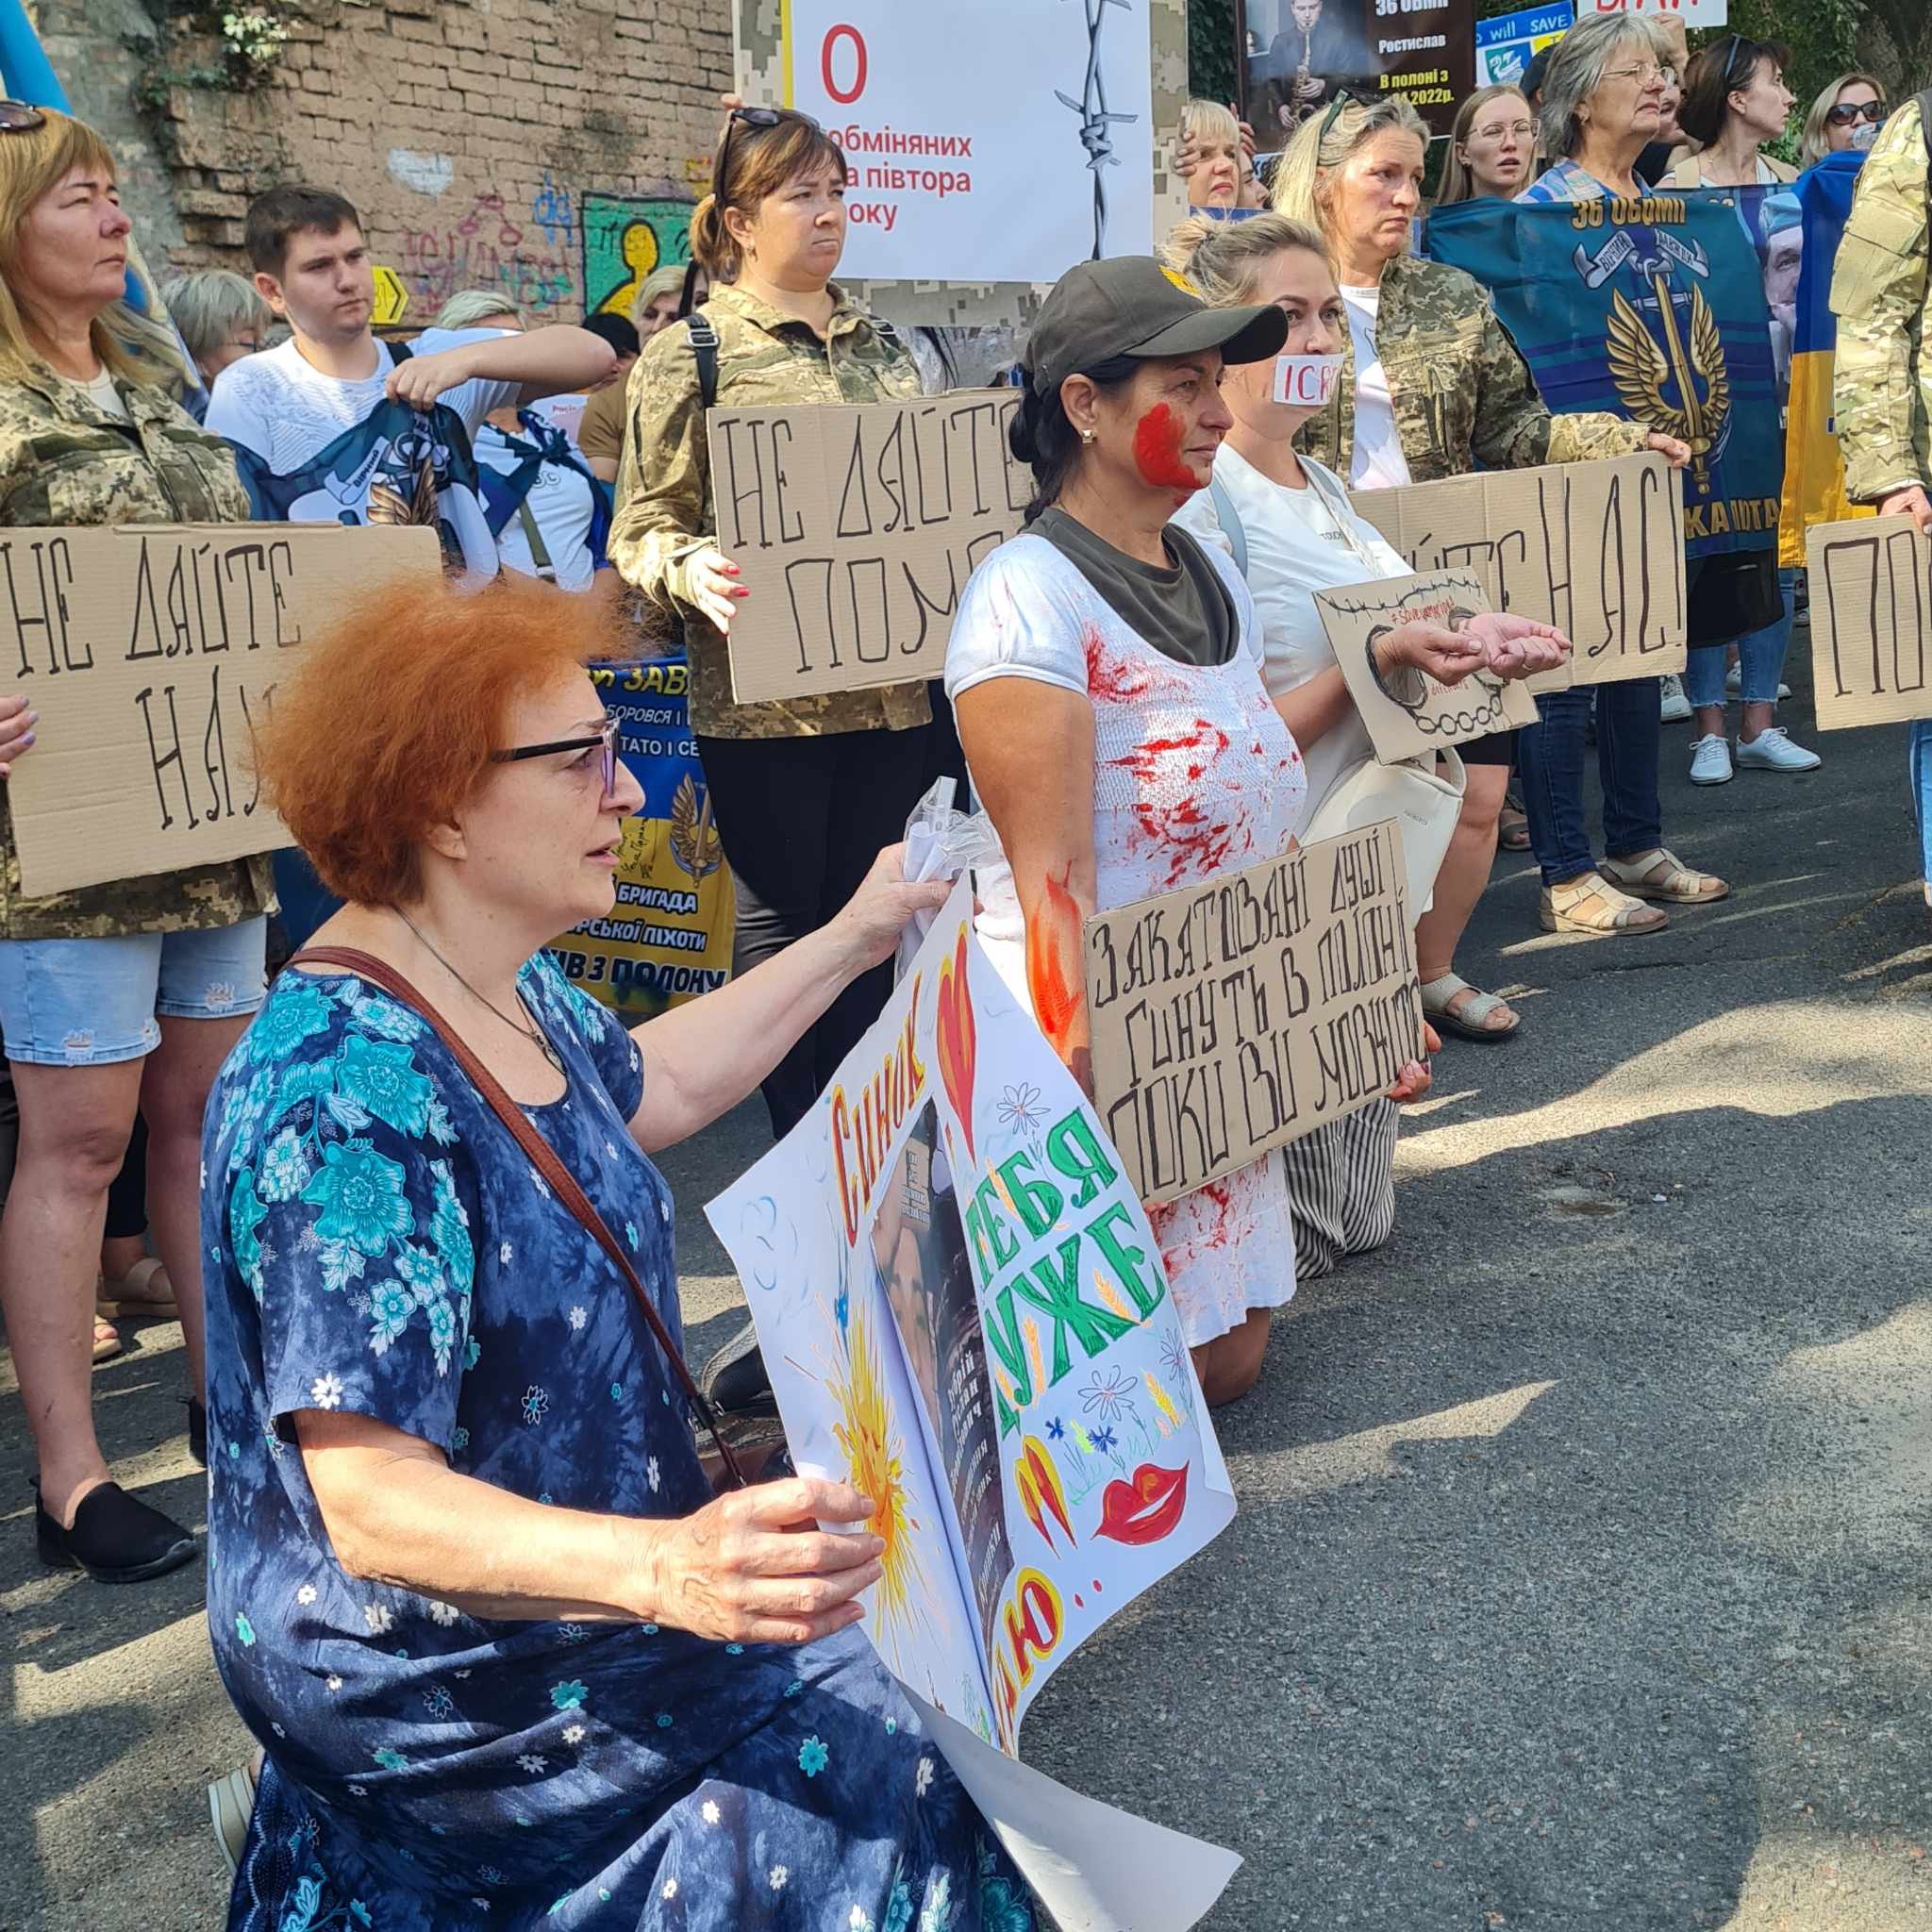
[203,956,1039,1932]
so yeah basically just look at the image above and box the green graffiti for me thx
[580,193,695,319]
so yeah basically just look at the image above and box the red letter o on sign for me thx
[822,25,867,104]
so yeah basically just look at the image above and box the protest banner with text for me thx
[1348,453,1687,690]
[1806,515,1932,732]
[1084,824,1424,1208]
[1315,569,1540,762]
[712,390,1032,706]
[0,522,438,899]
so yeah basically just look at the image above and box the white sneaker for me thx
[1660,675,1692,723]
[1736,725,1822,774]
[1689,734,1733,785]
[1725,664,1791,699]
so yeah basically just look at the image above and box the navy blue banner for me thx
[1427,192,1784,558]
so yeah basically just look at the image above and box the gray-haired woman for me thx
[159,268,272,396]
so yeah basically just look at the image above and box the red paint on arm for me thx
[1132,404,1201,497]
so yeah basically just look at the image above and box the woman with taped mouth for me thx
[1165,212,1569,1280]
[949,256,1395,1407]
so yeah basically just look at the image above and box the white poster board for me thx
[1590,0,1726,28]
[780,0,1157,284]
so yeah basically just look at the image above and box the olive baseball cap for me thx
[1024,257,1288,397]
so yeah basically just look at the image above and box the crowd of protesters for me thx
[0,21,1927,1926]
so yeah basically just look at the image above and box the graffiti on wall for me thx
[581,193,695,318]
[398,187,578,319]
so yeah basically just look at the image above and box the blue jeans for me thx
[1683,567,1797,708]
[1912,719,1932,895]
[1519,678,1664,888]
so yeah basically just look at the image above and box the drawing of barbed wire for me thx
[1055,0,1139,260]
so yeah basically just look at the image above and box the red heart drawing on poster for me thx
[935,925,976,1164]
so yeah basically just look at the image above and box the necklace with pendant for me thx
[394,908,564,1074]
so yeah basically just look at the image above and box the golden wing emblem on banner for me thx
[668,773,724,881]
[367,456,439,528]
[1607,279,1729,497]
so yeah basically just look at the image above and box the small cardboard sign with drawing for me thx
[709,390,1032,706]
[1315,569,1541,764]
[1348,452,1687,689]
[1805,514,1932,732]
[1083,823,1424,1208]
[0,523,439,899]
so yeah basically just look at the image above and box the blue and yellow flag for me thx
[1428,192,1783,559]
[1778,153,1870,568]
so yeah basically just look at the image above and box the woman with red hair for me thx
[201,573,1039,1930]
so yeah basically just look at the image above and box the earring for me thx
[1080,427,1095,443]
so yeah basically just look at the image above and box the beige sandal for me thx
[92,1318,123,1366]
[1540,871,1670,937]
[1600,847,1730,906]
[96,1256,176,1321]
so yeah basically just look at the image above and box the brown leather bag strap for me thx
[288,945,748,1490]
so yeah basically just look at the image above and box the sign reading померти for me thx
[1349,452,1688,692]
[1083,823,1424,1208]
[1806,514,1932,731]
[0,523,439,899]
[1316,569,1541,764]
[711,390,1032,707]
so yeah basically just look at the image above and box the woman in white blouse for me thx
[1169,212,1568,1275]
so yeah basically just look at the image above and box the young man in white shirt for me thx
[205,186,614,581]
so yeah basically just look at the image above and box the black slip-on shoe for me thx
[35,1481,200,1584]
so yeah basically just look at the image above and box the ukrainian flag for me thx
[1779,152,1871,568]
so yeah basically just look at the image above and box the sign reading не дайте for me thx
[0,522,438,898]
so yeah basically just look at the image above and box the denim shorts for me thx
[0,917,269,1067]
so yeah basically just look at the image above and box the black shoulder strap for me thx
[388,339,412,366]
[688,316,720,412]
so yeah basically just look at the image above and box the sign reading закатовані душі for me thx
[710,389,1032,707]
[0,522,437,898]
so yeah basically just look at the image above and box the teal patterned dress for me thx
[202,955,1039,1932]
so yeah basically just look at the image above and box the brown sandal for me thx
[1498,807,1531,852]
[1600,847,1730,906]
[96,1256,177,1321]
[1540,871,1670,937]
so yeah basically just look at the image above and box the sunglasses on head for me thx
[678,106,823,319]
[0,101,47,133]
[1719,33,1756,89]
[1317,88,1363,148]
[1826,97,1885,126]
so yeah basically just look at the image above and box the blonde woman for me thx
[1435,84,1537,207]
[0,105,275,1582]
[632,261,689,336]
[1799,73,1887,166]
[1270,94,1676,1009]
[1175,98,1264,208]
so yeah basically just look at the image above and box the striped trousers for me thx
[1280,1097,1400,1282]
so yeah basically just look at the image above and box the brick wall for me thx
[43,0,730,326]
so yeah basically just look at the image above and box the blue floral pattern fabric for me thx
[204,955,1037,1932]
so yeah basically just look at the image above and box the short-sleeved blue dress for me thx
[203,954,1039,1932]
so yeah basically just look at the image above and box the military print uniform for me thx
[608,281,929,740]
[1296,253,1650,482]
[0,363,275,940]
[1831,97,1931,505]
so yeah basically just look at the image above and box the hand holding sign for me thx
[687,547,750,632]
[1466,610,1573,681]
[0,693,36,777]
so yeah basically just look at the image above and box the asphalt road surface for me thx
[4,652,1928,1931]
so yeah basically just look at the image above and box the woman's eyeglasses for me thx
[1317,89,1362,148]
[1826,97,1885,126]
[679,105,821,320]
[1606,61,1674,89]
[491,716,621,799]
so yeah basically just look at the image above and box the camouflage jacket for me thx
[1831,98,1931,505]
[1296,253,1650,482]
[0,364,275,941]
[608,282,931,741]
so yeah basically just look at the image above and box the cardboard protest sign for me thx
[708,878,1235,1743]
[1083,824,1424,1208]
[1806,515,1932,731]
[711,390,1031,705]
[0,522,438,899]
[1243,0,1474,145]
[549,658,735,1016]
[1348,453,1688,689]
[1314,569,1540,763]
